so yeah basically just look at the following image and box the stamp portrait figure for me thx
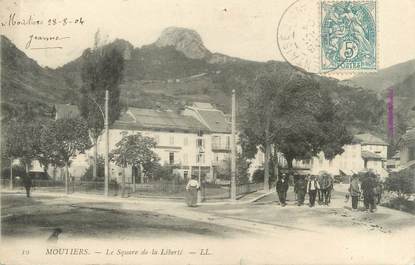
[321,1,376,71]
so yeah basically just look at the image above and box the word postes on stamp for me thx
[321,1,376,72]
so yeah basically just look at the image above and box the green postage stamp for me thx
[321,1,377,72]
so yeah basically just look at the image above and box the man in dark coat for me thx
[295,175,307,206]
[276,173,289,206]
[22,174,33,198]
[360,172,376,212]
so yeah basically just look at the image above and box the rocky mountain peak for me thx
[154,27,210,59]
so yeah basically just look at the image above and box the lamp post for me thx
[197,144,204,203]
[88,90,110,197]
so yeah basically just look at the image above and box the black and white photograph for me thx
[0,0,414,264]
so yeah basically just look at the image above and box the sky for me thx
[1,0,414,70]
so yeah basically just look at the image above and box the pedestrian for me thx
[324,174,334,205]
[360,172,377,212]
[317,174,325,205]
[276,173,289,206]
[348,174,361,211]
[374,177,383,205]
[22,174,33,198]
[295,175,307,206]
[307,175,320,207]
[185,175,200,207]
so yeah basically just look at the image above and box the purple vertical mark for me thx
[387,87,394,137]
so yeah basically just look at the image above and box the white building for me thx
[248,133,389,179]
[95,107,212,183]
[181,102,232,180]
[394,128,415,173]
[310,133,388,178]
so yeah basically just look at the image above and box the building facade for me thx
[394,128,415,173]
[95,107,213,183]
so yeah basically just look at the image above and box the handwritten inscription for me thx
[1,12,85,50]
[26,35,70,49]
[1,13,85,27]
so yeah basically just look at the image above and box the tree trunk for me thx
[263,106,272,192]
[264,142,271,192]
[9,158,13,190]
[274,155,279,182]
[25,162,30,176]
[93,138,98,179]
[287,157,293,170]
[52,165,56,181]
[65,162,69,194]
[121,166,126,197]
[139,164,144,184]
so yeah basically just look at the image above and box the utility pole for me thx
[230,89,237,200]
[9,158,13,190]
[104,90,109,197]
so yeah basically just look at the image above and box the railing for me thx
[1,178,264,200]
[236,182,264,196]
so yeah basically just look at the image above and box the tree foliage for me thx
[40,117,92,165]
[79,31,125,140]
[385,169,415,199]
[109,132,159,169]
[240,68,353,173]
[1,118,42,172]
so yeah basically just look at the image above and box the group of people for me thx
[348,172,383,212]
[276,173,334,207]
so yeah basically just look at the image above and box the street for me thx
[1,189,415,264]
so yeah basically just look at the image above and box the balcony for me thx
[211,143,231,152]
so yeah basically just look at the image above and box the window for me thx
[169,152,175,165]
[214,153,219,162]
[184,136,188,146]
[196,138,204,148]
[196,153,205,164]
[169,135,174,145]
[226,136,230,149]
[212,136,220,146]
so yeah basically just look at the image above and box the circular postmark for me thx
[277,0,347,75]
[277,0,377,76]
[277,0,321,74]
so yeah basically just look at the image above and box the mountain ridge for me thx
[2,27,413,145]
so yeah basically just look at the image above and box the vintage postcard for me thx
[0,0,414,264]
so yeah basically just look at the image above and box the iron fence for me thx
[1,178,264,200]
[236,182,264,196]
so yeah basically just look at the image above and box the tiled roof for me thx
[111,108,209,133]
[361,150,383,160]
[353,133,387,146]
[192,102,214,109]
[197,109,231,133]
[55,104,80,119]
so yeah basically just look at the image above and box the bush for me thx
[151,163,178,182]
[81,156,104,181]
[384,169,415,199]
[382,197,415,214]
[1,164,26,179]
[252,169,264,183]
